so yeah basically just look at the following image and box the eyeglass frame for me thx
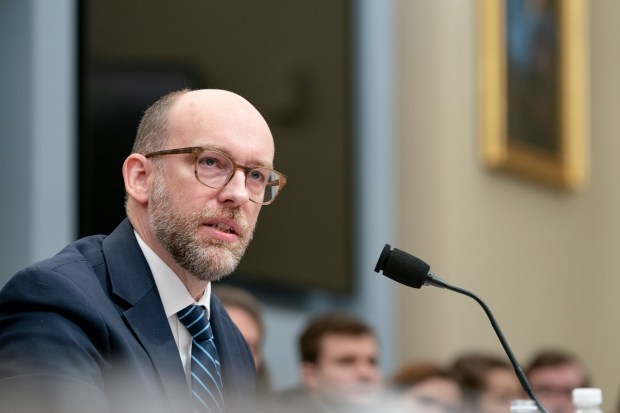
[144,146,287,205]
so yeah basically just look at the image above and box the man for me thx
[281,312,383,413]
[526,349,590,413]
[213,285,265,371]
[451,352,524,413]
[213,285,277,411]
[389,361,463,413]
[0,89,287,413]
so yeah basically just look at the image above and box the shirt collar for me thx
[134,231,211,318]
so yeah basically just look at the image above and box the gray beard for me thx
[148,174,254,282]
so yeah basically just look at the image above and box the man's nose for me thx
[217,170,250,206]
[357,362,379,380]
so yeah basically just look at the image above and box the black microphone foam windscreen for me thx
[374,244,431,289]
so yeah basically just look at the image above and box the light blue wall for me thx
[0,0,32,280]
[0,0,76,282]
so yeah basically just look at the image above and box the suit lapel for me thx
[123,294,192,413]
[210,294,255,388]
[210,295,256,413]
[103,219,192,413]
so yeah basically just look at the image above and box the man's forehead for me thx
[319,333,377,355]
[531,363,585,381]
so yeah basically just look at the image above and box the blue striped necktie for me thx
[178,304,225,413]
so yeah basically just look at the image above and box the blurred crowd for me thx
[215,285,595,413]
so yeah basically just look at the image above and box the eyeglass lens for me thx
[195,149,282,203]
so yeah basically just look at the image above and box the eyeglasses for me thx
[144,146,287,205]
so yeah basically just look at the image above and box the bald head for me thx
[133,89,274,159]
[166,89,274,159]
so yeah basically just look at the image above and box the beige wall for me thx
[395,0,620,410]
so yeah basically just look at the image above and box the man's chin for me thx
[323,391,381,408]
[348,394,381,406]
[188,246,242,282]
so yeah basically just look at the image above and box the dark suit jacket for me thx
[0,219,255,413]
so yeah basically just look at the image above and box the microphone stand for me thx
[427,273,549,413]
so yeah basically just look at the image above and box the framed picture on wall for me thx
[479,0,589,190]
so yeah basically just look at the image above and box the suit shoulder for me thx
[0,235,110,304]
[33,234,108,273]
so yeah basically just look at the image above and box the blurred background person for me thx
[280,312,384,413]
[389,360,463,413]
[212,284,276,408]
[451,352,524,413]
[526,349,590,413]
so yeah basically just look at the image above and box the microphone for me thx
[375,244,549,413]
[374,244,448,289]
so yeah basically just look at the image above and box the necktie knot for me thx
[178,305,213,342]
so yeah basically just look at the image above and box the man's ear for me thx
[123,154,152,204]
[300,362,318,390]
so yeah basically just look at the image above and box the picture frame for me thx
[480,0,589,190]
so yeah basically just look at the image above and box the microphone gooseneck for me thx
[374,244,549,413]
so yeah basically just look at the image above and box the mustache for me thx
[195,207,251,236]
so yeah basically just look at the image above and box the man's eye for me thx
[199,157,218,167]
[249,169,266,182]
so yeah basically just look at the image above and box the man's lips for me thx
[203,218,241,236]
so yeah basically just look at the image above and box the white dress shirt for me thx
[134,231,211,385]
